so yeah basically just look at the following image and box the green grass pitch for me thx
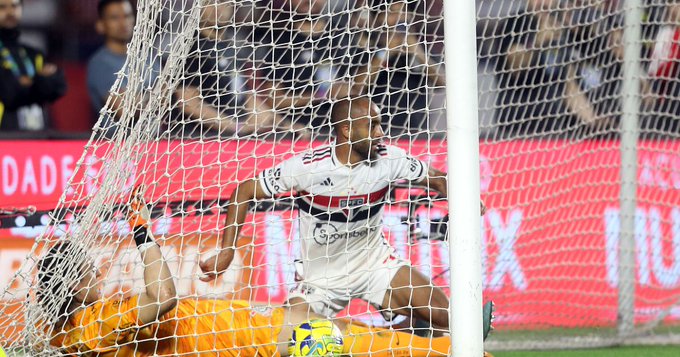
[492,345,680,356]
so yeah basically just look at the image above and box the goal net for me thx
[0,0,679,354]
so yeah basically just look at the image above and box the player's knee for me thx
[426,290,450,326]
[428,306,450,327]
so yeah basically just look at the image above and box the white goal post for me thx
[445,0,484,357]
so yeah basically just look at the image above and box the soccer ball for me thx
[288,319,344,356]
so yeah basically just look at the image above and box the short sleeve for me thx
[77,296,141,352]
[386,145,428,182]
[258,154,305,196]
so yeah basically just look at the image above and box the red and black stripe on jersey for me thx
[302,147,332,164]
[295,186,390,223]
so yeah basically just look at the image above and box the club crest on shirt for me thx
[339,198,365,219]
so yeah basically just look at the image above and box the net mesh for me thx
[0,0,680,354]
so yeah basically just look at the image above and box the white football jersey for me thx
[258,144,428,281]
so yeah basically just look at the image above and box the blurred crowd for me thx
[0,0,678,140]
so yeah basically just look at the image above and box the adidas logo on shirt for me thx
[320,178,333,186]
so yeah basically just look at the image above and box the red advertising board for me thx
[1,139,680,329]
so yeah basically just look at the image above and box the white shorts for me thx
[287,249,409,320]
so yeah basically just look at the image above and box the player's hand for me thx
[127,185,150,229]
[199,248,235,282]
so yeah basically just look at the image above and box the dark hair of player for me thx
[37,241,87,322]
[97,0,132,19]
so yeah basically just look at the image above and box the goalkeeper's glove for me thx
[127,185,154,251]
[127,185,150,229]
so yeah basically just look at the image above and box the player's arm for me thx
[223,177,271,246]
[127,187,177,324]
[200,154,302,281]
[134,235,177,324]
[417,166,448,197]
[388,146,444,195]
[416,167,486,216]
[199,178,271,281]
[200,153,306,280]
[389,146,486,216]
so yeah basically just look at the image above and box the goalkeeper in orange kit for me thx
[39,187,492,356]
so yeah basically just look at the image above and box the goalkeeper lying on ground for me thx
[39,188,492,356]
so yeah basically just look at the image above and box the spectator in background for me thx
[176,0,299,139]
[358,0,445,135]
[565,0,610,62]
[258,0,366,135]
[0,0,66,132]
[646,2,680,136]
[495,0,603,139]
[578,20,654,138]
[87,0,159,137]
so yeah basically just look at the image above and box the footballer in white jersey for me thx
[258,142,426,315]
[201,97,492,338]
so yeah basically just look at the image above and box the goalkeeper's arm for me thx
[135,234,178,323]
[127,188,178,324]
[199,178,272,282]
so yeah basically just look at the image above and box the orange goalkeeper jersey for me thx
[50,296,285,357]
